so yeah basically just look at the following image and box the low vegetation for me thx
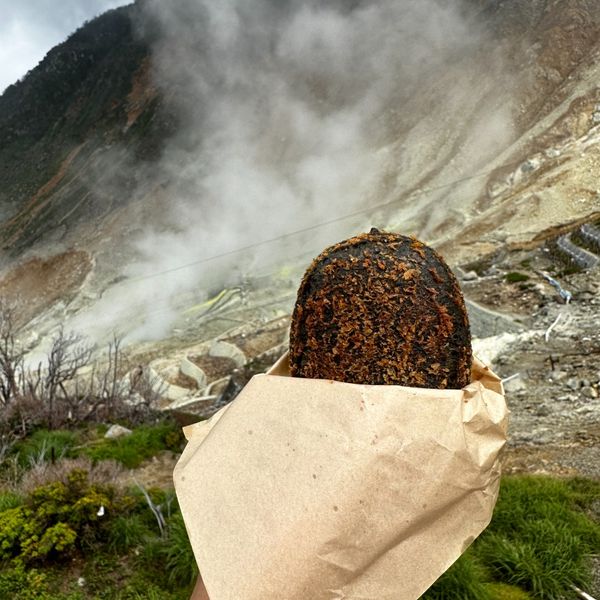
[505,272,530,283]
[0,302,194,598]
[424,476,600,600]
[0,305,598,598]
[0,464,596,598]
[0,437,192,599]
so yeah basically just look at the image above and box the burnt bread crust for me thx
[289,230,472,388]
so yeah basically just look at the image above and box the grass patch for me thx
[77,523,193,599]
[423,550,492,599]
[7,420,599,600]
[15,429,80,467]
[424,475,600,599]
[484,582,534,599]
[479,476,600,598]
[0,491,23,512]
[162,511,199,587]
[83,422,183,468]
[106,513,148,554]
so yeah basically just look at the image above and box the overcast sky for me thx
[0,0,131,93]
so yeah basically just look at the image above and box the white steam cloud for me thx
[69,0,515,342]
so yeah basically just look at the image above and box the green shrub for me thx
[0,468,132,563]
[84,423,182,468]
[0,564,53,599]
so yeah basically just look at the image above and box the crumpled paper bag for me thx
[174,353,508,600]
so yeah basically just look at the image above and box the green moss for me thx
[505,272,530,283]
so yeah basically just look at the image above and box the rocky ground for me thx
[113,219,600,483]
[460,232,600,480]
[3,214,597,483]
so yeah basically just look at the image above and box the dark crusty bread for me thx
[289,230,472,388]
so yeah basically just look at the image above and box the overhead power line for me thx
[41,157,525,341]
[41,157,524,339]
[121,158,520,285]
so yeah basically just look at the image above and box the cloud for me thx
[0,0,131,93]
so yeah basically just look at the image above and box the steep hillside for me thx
[0,3,173,256]
[0,0,599,344]
[1,6,600,596]
[433,0,600,262]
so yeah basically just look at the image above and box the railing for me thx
[556,234,599,269]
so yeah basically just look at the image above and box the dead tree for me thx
[42,327,93,429]
[0,301,25,406]
[98,334,124,416]
[84,334,126,422]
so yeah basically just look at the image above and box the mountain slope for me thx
[0,0,599,339]
[0,3,172,255]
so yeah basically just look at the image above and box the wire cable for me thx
[118,158,520,285]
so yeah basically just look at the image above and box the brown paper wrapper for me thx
[174,354,508,600]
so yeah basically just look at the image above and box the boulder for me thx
[104,424,132,439]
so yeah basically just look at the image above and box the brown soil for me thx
[502,446,584,478]
[125,58,157,130]
[463,276,547,316]
[117,451,179,490]
[189,355,238,381]
[166,371,198,390]
[0,144,85,247]
[225,322,288,359]
[0,249,92,327]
